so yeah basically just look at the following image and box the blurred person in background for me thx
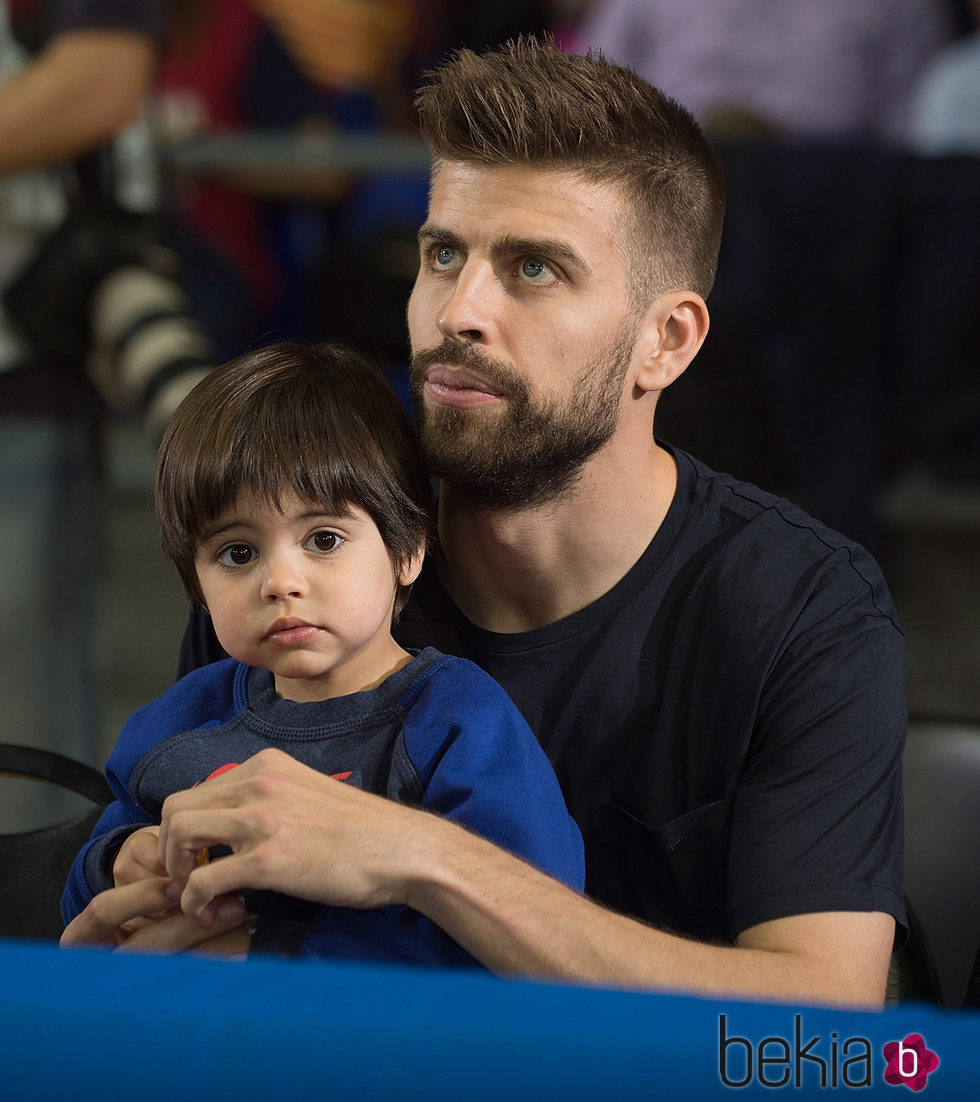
[250,0,447,401]
[572,0,954,148]
[0,0,167,832]
[910,0,980,155]
[150,0,345,362]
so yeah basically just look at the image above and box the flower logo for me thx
[882,1033,939,1091]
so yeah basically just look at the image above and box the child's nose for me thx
[259,554,305,602]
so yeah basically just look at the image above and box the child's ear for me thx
[396,546,426,587]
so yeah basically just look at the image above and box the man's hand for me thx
[148,748,893,1005]
[60,878,251,955]
[157,748,432,921]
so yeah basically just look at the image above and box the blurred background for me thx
[2,0,979,831]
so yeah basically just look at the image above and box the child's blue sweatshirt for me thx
[62,648,584,966]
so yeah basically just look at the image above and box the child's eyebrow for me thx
[199,507,356,543]
[295,507,357,524]
[198,517,252,543]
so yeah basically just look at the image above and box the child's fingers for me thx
[61,878,175,947]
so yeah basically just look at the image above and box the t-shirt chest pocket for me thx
[587,796,733,942]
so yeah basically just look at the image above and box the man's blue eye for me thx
[522,258,547,279]
[435,246,456,268]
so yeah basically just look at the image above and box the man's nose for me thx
[437,262,497,345]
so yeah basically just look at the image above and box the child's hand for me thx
[113,825,166,888]
[61,879,248,952]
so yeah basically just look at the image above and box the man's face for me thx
[407,163,642,509]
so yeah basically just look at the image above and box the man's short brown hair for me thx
[414,36,725,304]
[155,341,432,614]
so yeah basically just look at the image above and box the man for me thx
[63,38,906,1009]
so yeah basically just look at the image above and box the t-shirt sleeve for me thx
[725,589,907,939]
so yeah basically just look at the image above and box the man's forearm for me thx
[152,750,894,1006]
[0,31,156,174]
[405,816,894,1009]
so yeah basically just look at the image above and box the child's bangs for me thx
[193,419,365,533]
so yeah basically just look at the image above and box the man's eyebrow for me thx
[417,223,464,250]
[417,224,588,271]
[491,234,586,269]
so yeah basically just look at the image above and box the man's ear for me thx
[633,291,710,395]
[396,545,426,587]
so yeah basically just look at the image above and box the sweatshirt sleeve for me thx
[404,656,585,891]
[60,718,156,922]
[60,660,243,924]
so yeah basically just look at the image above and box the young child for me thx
[61,342,583,965]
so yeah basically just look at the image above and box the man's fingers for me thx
[157,759,268,871]
[186,924,254,960]
[157,749,316,882]
[154,748,413,914]
[176,857,264,920]
[159,807,247,884]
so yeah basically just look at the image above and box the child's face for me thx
[194,490,422,701]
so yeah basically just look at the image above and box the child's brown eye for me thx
[308,531,342,554]
[217,543,255,567]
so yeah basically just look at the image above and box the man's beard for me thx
[409,331,636,510]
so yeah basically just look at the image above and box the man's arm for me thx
[0,30,157,173]
[156,749,894,1008]
[402,815,895,1008]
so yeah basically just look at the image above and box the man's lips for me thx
[263,618,321,646]
[424,364,504,409]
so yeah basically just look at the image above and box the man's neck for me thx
[433,440,678,634]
